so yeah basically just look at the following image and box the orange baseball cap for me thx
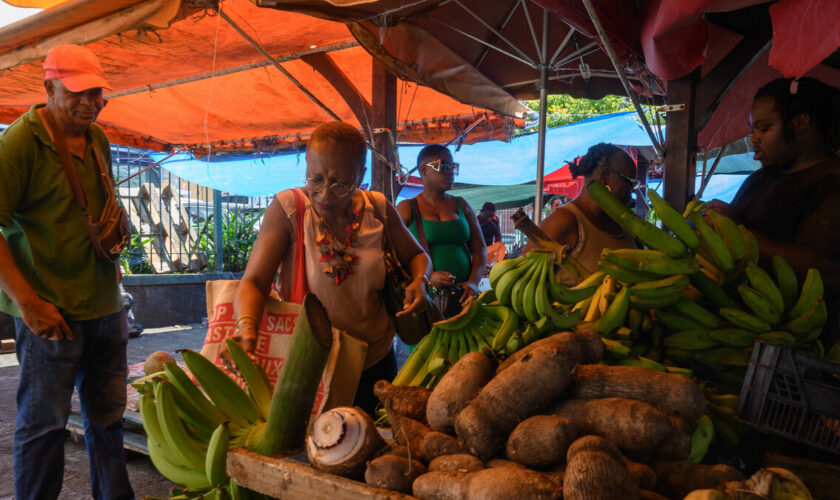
[43,44,110,92]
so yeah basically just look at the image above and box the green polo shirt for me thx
[0,104,121,321]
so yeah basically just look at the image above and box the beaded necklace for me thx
[314,205,362,285]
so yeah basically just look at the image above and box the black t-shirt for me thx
[479,217,500,246]
[730,158,840,344]
[730,158,840,260]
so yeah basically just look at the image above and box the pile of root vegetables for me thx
[306,331,813,499]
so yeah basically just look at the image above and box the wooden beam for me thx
[370,59,399,202]
[694,27,772,131]
[301,52,373,133]
[634,151,649,219]
[227,448,412,500]
[663,69,698,213]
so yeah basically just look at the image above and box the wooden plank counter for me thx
[227,448,415,500]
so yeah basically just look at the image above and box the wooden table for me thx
[227,448,415,500]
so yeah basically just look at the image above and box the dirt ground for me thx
[0,323,207,500]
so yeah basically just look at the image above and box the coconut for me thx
[144,351,175,375]
[306,407,385,478]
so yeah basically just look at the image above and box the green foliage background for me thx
[521,95,635,132]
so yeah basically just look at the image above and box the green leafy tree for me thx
[520,95,660,134]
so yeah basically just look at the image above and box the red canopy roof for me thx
[0,0,521,153]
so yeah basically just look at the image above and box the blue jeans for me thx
[14,310,134,500]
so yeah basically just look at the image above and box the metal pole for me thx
[696,144,728,199]
[534,9,549,224]
[580,0,663,157]
[213,189,223,272]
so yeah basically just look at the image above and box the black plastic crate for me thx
[738,340,840,455]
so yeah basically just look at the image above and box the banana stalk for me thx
[245,293,334,456]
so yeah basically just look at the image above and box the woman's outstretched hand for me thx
[428,270,456,288]
[397,278,427,317]
[457,282,479,305]
[219,326,258,375]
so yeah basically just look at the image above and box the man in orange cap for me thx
[0,44,133,499]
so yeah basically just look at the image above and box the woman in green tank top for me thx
[397,145,487,317]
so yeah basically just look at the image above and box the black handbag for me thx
[366,193,442,345]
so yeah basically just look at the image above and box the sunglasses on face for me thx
[423,158,460,176]
[609,167,643,192]
[305,177,355,198]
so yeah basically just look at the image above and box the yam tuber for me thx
[413,470,471,500]
[495,329,603,376]
[564,435,638,500]
[506,415,577,469]
[420,431,465,461]
[364,454,427,494]
[623,457,657,491]
[428,454,484,473]
[386,404,430,461]
[485,458,529,470]
[456,343,577,459]
[426,351,493,433]
[374,380,431,424]
[464,467,563,500]
[570,363,706,421]
[652,461,744,499]
[656,416,692,461]
[551,397,673,453]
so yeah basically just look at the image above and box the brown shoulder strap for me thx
[41,108,92,221]
[411,197,430,254]
[364,191,392,251]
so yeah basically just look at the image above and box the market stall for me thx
[130,187,838,499]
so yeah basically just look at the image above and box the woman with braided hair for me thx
[527,143,639,277]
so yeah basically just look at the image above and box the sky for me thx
[0,3,41,28]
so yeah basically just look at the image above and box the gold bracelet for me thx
[236,315,258,330]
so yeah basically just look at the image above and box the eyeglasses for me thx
[305,177,355,198]
[423,158,460,176]
[609,168,643,192]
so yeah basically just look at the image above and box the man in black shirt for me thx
[708,77,840,349]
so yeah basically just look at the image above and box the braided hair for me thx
[568,143,625,179]
[754,77,840,153]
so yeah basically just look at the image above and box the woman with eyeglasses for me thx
[229,122,432,415]
[527,143,638,277]
[396,145,487,318]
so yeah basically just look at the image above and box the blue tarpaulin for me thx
[155,111,655,196]
[154,111,757,199]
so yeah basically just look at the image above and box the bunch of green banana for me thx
[657,261,827,372]
[588,181,689,257]
[703,390,749,449]
[139,339,274,491]
[392,295,520,387]
[490,250,602,316]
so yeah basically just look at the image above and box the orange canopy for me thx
[0,0,521,153]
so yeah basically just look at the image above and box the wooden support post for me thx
[370,59,399,202]
[635,152,649,219]
[694,28,771,131]
[663,70,698,213]
[301,52,373,133]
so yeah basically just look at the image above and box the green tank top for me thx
[408,198,472,283]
